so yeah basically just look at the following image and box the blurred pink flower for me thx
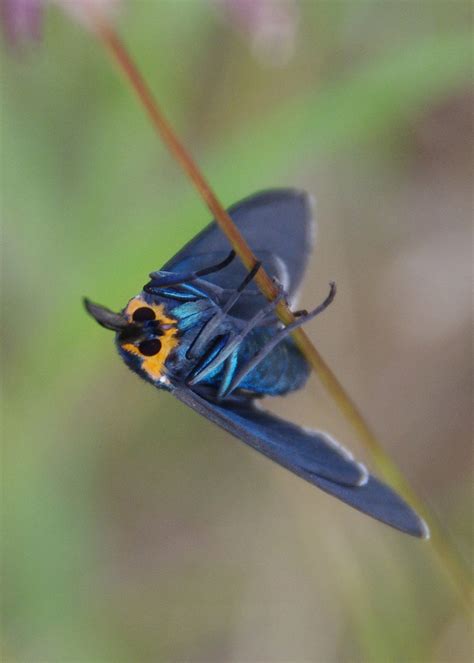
[220,0,300,66]
[0,0,44,48]
[55,0,119,30]
[1,0,119,49]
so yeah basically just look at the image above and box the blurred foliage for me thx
[1,1,472,662]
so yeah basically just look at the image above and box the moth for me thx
[85,189,428,538]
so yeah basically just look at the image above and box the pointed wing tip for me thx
[418,517,431,540]
[355,462,369,487]
[403,516,430,539]
[385,502,430,539]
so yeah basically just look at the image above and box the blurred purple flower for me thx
[0,0,44,48]
[220,0,300,66]
[1,0,119,49]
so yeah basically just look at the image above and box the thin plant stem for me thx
[90,15,472,610]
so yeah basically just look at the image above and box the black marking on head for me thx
[132,307,156,323]
[138,338,162,356]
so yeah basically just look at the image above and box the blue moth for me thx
[85,189,429,538]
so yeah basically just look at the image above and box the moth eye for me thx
[138,338,162,356]
[132,307,156,322]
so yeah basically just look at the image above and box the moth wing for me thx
[163,189,314,301]
[310,474,429,539]
[173,387,428,537]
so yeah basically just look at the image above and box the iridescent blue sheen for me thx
[88,189,429,538]
[134,285,311,397]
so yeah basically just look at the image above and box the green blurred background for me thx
[2,1,472,661]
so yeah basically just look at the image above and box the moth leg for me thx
[187,291,285,386]
[186,260,262,360]
[221,282,336,398]
[217,353,239,399]
[147,250,236,288]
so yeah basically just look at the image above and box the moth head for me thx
[84,295,179,385]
